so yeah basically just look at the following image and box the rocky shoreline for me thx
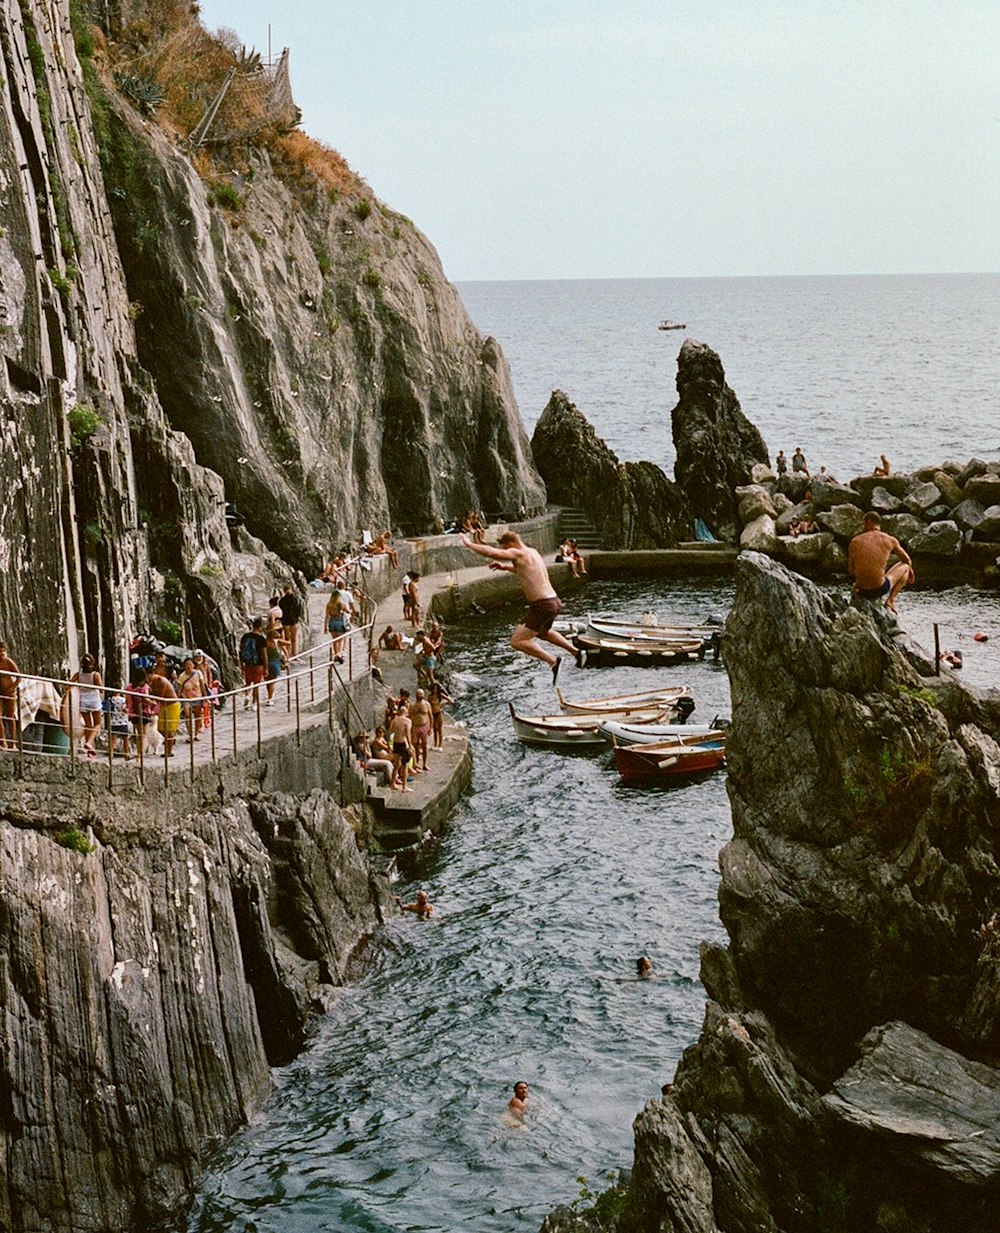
[543,554,1000,1233]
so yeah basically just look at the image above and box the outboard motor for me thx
[674,696,696,724]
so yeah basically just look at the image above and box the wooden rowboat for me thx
[614,739,726,784]
[573,632,713,667]
[598,719,724,747]
[586,616,723,642]
[555,684,694,716]
[508,701,672,749]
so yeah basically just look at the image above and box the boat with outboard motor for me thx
[555,684,695,717]
[508,701,675,749]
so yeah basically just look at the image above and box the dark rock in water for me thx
[531,391,693,548]
[910,520,962,556]
[824,1020,1000,1184]
[671,340,769,544]
[594,554,1000,1233]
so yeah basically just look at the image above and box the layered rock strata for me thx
[0,728,392,1233]
[603,554,1000,1233]
[0,0,544,682]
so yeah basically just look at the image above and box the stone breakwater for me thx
[737,459,1000,587]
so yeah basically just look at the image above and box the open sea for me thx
[182,276,1000,1233]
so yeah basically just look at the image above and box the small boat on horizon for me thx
[658,319,687,331]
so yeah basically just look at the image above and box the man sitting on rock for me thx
[848,511,915,615]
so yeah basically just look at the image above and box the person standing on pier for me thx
[460,531,582,683]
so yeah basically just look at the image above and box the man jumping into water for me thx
[460,531,583,682]
[848,511,914,614]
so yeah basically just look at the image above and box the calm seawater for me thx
[459,274,1000,479]
[183,278,1000,1233]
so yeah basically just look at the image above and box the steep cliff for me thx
[671,340,770,543]
[608,556,1000,1233]
[0,0,544,681]
[531,390,693,549]
[0,733,393,1233]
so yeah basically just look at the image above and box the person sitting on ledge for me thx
[378,624,405,652]
[873,453,891,476]
[848,511,914,615]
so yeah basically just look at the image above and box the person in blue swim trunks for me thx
[848,511,914,614]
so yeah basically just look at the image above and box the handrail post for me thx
[15,681,24,778]
[232,690,238,756]
[327,666,333,731]
[255,690,262,758]
[210,699,217,763]
[106,703,113,790]
[348,634,353,680]
[309,654,315,703]
[188,716,196,784]
[295,679,301,745]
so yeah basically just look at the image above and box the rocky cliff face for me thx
[0,0,543,680]
[671,340,770,543]
[608,555,1000,1233]
[531,390,693,549]
[0,743,392,1233]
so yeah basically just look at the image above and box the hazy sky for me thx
[196,1,999,282]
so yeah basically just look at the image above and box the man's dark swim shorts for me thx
[857,578,891,600]
[523,596,562,633]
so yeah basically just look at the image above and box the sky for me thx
[195,1,1000,282]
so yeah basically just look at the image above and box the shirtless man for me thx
[848,511,914,614]
[388,702,413,792]
[409,688,433,772]
[395,889,434,918]
[508,1082,529,1117]
[145,668,180,758]
[460,531,581,682]
[0,642,20,749]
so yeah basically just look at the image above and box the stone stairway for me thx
[557,507,601,550]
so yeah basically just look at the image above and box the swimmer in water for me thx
[395,889,434,918]
[508,1081,528,1117]
[636,956,654,977]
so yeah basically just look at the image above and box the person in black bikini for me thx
[460,531,583,682]
[848,511,914,614]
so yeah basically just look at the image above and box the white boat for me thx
[599,719,724,747]
[658,320,687,331]
[556,684,695,717]
[586,615,724,641]
[508,701,673,749]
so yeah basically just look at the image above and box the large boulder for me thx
[740,514,778,553]
[932,471,964,508]
[671,340,769,544]
[810,479,861,512]
[904,481,943,515]
[816,503,865,542]
[971,505,1000,542]
[880,512,926,543]
[868,485,905,514]
[531,391,693,549]
[910,521,963,557]
[963,474,1000,508]
[736,484,776,524]
[951,499,987,531]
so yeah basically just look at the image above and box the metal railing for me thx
[0,613,378,790]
